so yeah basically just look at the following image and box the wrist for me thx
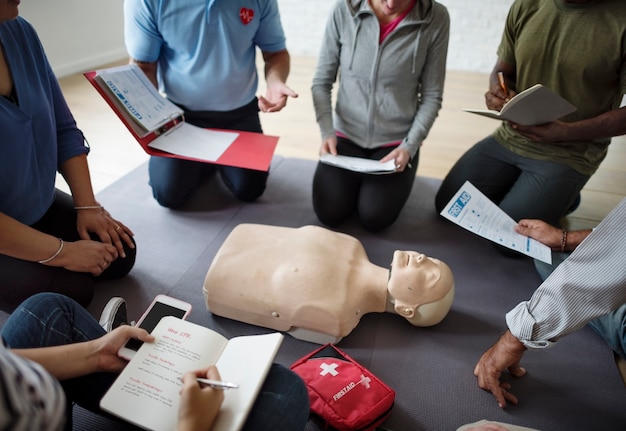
[38,238,64,264]
[560,229,568,252]
[502,330,527,354]
[74,202,102,211]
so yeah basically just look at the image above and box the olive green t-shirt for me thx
[493,0,626,175]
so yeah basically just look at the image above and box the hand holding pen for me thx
[497,72,511,102]
[196,378,239,390]
[178,366,225,430]
[485,71,513,111]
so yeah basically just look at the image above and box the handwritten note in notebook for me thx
[100,316,283,431]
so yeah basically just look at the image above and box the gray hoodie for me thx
[311,0,449,157]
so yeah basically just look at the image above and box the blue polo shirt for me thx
[124,0,287,111]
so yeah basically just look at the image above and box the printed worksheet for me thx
[440,181,551,264]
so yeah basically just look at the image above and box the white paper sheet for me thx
[148,122,239,162]
[319,154,396,174]
[440,181,552,264]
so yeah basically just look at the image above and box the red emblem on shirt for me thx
[240,8,254,25]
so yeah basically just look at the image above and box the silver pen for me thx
[196,378,239,390]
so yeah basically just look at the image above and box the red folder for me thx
[84,70,278,172]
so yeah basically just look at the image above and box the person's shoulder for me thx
[0,16,40,42]
[2,16,34,32]
[430,2,451,22]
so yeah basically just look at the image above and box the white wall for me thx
[19,0,126,77]
[278,0,516,73]
[20,0,514,77]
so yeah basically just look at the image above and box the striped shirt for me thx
[0,340,66,431]
[507,198,626,349]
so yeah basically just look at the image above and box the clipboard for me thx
[84,65,278,172]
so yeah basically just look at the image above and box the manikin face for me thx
[0,0,19,24]
[387,250,454,322]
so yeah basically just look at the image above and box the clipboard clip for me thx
[155,114,185,136]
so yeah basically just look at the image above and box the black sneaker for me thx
[99,297,128,332]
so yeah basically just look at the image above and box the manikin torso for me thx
[203,224,454,344]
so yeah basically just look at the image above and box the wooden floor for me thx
[58,55,626,230]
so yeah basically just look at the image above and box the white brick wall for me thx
[278,0,516,73]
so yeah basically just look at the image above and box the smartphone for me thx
[118,294,192,360]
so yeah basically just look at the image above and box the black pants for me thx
[312,137,419,232]
[0,190,136,312]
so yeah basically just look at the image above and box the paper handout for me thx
[440,181,552,264]
[320,154,396,174]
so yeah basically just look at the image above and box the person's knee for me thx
[313,204,347,228]
[247,363,309,428]
[150,184,190,208]
[221,171,268,202]
[312,192,354,228]
[14,292,70,314]
[434,183,453,213]
[230,183,266,202]
[99,237,137,280]
[360,211,396,232]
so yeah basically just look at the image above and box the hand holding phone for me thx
[118,294,192,360]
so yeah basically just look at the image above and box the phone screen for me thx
[124,302,188,351]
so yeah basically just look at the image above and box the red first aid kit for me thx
[291,344,395,431]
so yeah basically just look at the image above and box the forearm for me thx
[13,341,99,381]
[59,154,98,208]
[562,106,626,141]
[403,85,443,156]
[263,49,290,86]
[0,212,63,263]
[507,200,626,347]
[311,54,338,139]
[130,58,158,88]
[562,228,593,252]
[312,82,335,140]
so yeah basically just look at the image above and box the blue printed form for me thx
[440,181,551,264]
[96,64,184,132]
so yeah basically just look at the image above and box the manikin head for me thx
[387,250,455,326]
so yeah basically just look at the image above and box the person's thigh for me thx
[588,303,626,360]
[216,110,269,201]
[242,363,309,431]
[2,293,124,416]
[533,251,569,281]
[312,162,361,226]
[499,157,589,225]
[312,139,367,227]
[435,137,520,212]
[32,190,80,240]
[2,292,104,348]
[358,149,419,231]
[0,254,94,312]
[148,156,214,208]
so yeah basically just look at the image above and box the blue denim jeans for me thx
[535,254,626,359]
[2,293,310,430]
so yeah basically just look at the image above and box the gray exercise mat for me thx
[15,156,626,430]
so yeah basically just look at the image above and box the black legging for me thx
[312,137,419,232]
[0,190,136,312]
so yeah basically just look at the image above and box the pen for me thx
[196,378,239,390]
[497,71,508,95]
